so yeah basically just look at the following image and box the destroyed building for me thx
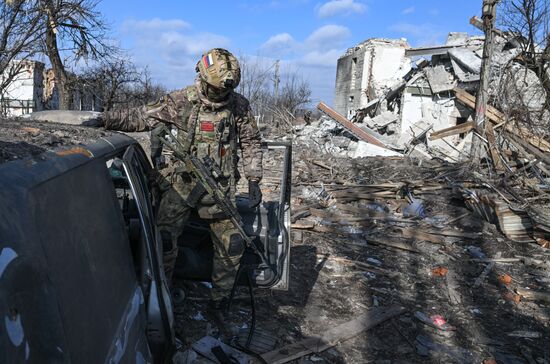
[330,25,548,162]
[301,20,550,249]
[334,38,411,120]
[0,60,102,116]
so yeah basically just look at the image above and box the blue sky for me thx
[98,0,483,104]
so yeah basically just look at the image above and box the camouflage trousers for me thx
[156,172,244,302]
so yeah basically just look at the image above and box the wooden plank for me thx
[396,228,446,244]
[485,122,504,171]
[317,101,389,149]
[516,288,550,303]
[506,132,550,166]
[454,88,504,122]
[453,88,550,153]
[366,237,420,253]
[310,160,332,170]
[291,220,316,230]
[423,228,482,239]
[261,306,406,364]
[429,121,475,141]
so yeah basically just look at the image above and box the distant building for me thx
[334,38,412,119]
[0,60,45,116]
[1,60,102,116]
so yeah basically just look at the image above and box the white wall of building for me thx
[1,60,45,116]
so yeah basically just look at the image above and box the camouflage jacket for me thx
[103,83,263,182]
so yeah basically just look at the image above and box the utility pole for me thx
[274,59,280,99]
[471,0,499,165]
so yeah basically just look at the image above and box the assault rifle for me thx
[157,126,272,270]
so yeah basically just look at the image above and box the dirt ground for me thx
[174,143,550,364]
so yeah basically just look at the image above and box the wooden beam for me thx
[261,306,406,364]
[485,122,504,171]
[453,88,550,153]
[506,132,550,166]
[429,121,475,140]
[317,101,389,149]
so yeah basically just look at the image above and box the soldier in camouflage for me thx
[101,48,263,308]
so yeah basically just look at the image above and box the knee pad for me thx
[227,233,245,257]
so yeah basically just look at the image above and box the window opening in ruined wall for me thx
[350,57,357,91]
[349,57,358,117]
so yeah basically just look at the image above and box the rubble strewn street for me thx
[172,22,550,364]
[171,110,550,363]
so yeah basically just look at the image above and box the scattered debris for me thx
[414,311,455,332]
[431,267,449,277]
[507,331,543,339]
[516,288,550,304]
[498,274,513,285]
[191,336,252,364]
[260,306,406,364]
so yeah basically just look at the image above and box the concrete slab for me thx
[425,65,457,94]
[450,59,480,83]
[352,141,403,158]
[448,48,482,74]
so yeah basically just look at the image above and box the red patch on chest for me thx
[200,121,215,132]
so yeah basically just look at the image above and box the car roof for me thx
[0,117,137,190]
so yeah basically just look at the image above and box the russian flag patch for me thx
[203,53,214,68]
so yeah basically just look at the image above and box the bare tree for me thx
[237,55,272,115]
[0,0,42,95]
[237,55,312,133]
[80,61,166,111]
[499,0,550,107]
[131,66,167,107]
[81,58,140,111]
[40,0,118,110]
[276,70,312,114]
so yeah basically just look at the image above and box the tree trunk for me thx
[540,43,550,109]
[44,6,71,110]
[470,0,498,163]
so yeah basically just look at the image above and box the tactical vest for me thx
[179,87,239,201]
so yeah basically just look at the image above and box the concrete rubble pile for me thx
[292,18,550,253]
[303,19,548,164]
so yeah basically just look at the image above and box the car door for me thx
[121,145,174,362]
[168,140,292,291]
[238,140,292,290]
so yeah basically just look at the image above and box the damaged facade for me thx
[334,38,411,120]
[0,60,102,116]
[331,26,548,162]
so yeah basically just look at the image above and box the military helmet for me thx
[196,48,241,91]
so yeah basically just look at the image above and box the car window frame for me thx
[121,145,174,360]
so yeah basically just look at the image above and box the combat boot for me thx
[205,298,233,339]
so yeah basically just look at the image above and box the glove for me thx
[248,180,262,208]
[81,115,105,128]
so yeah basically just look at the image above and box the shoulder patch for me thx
[185,86,199,104]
